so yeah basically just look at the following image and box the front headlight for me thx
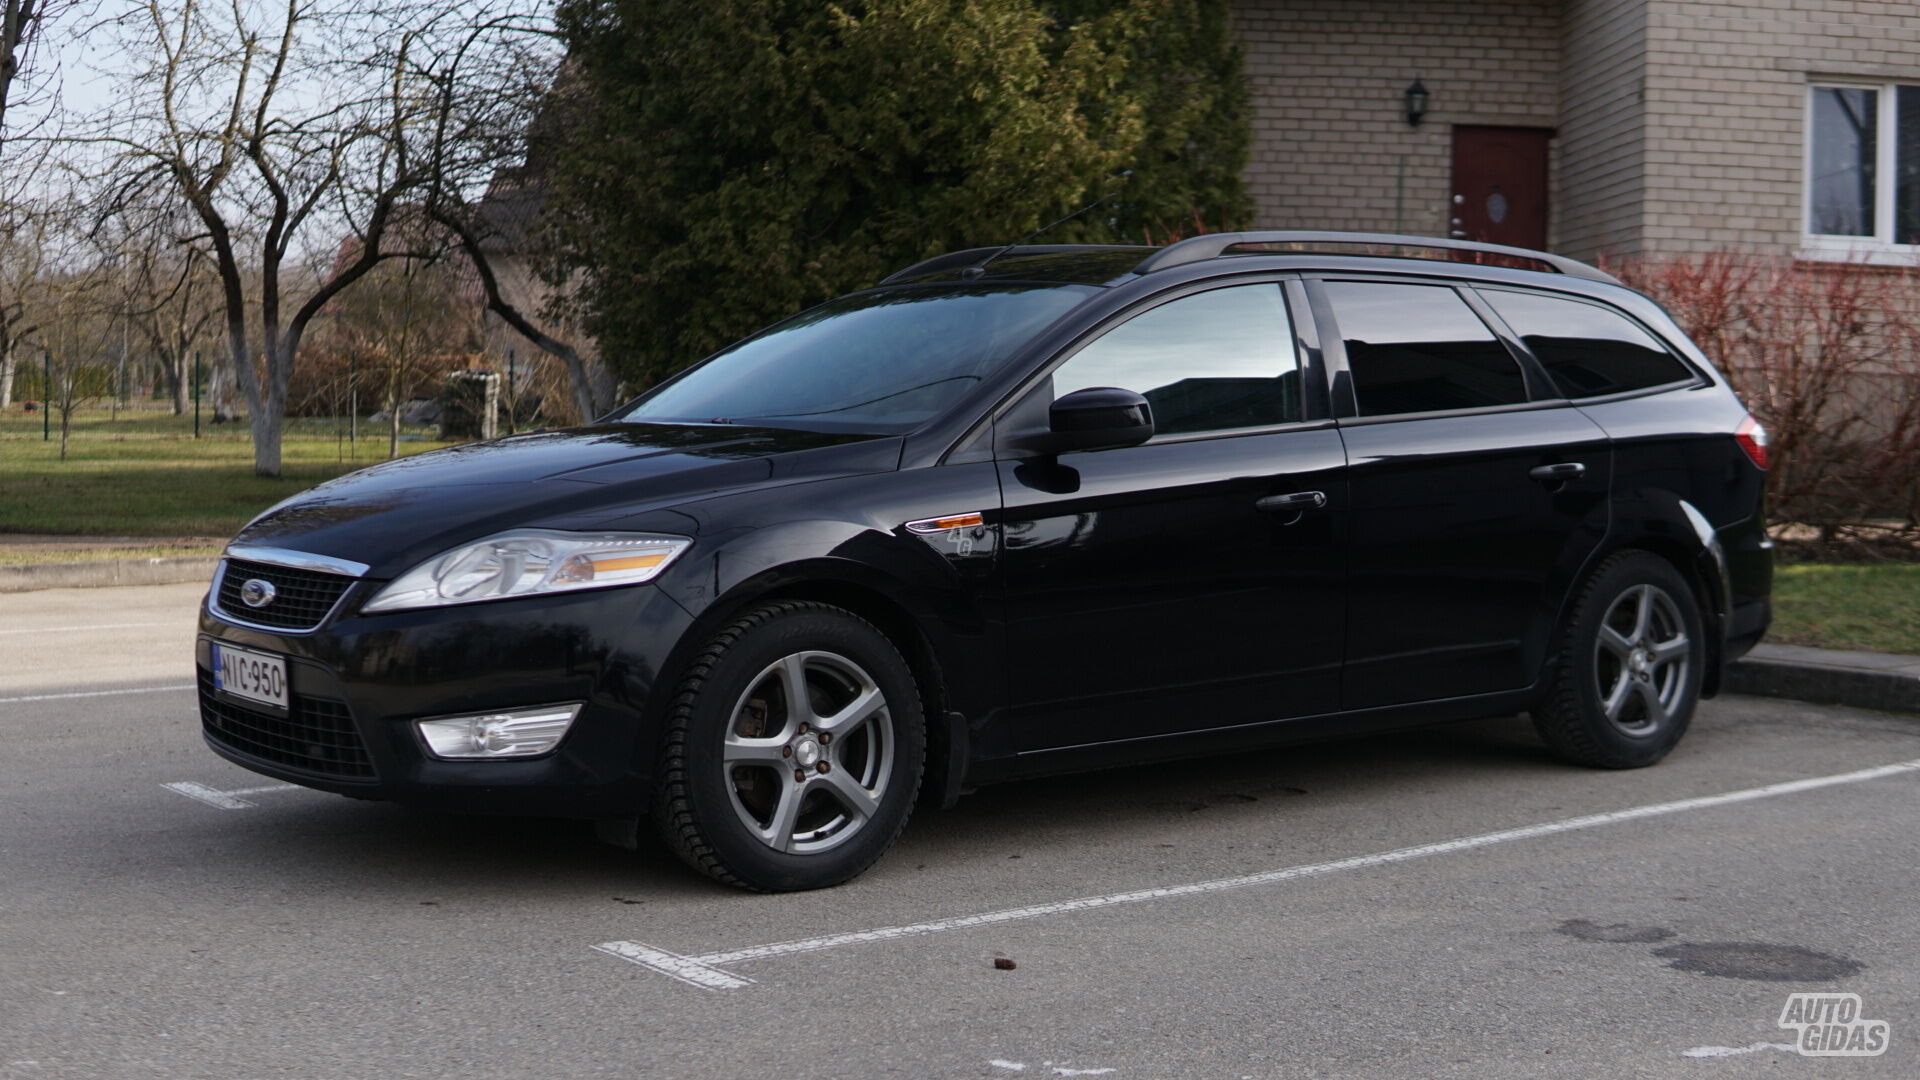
[362,530,692,613]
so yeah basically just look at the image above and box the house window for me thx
[1809,87,1876,236]
[1806,83,1920,253]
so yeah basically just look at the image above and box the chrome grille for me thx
[215,558,355,631]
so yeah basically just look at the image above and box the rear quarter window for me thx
[1478,289,1695,398]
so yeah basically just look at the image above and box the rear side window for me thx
[1322,281,1528,417]
[1479,289,1695,398]
[1051,283,1299,435]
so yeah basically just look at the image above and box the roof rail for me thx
[1131,231,1622,285]
[880,244,1150,285]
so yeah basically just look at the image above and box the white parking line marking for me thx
[1683,1042,1797,1058]
[162,781,301,809]
[591,941,756,990]
[162,782,253,810]
[0,622,178,636]
[597,756,1920,990]
[0,684,195,704]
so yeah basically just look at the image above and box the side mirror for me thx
[1042,386,1155,454]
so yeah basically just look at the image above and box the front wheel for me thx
[1532,552,1704,769]
[653,601,926,891]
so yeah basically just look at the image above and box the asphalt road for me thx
[3,582,1917,1079]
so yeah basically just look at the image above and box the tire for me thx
[1531,551,1704,769]
[652,601,926,892]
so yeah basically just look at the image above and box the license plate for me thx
[211,643,289,710]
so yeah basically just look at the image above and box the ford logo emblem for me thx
[240,579,277,608]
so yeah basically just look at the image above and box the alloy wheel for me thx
[1592,583,1692,737]
[722,650,895,855]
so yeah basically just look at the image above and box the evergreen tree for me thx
[544,0,1250,390]
[1049,0,1250,245]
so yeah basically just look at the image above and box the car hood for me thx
[229,423,900,577]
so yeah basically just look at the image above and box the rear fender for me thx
[1565,490,1731,698]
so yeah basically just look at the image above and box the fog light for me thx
[416,704,581,759]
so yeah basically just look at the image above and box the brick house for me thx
[480,0,1920,432]
[1233,0,1920,265]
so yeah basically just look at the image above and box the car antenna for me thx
[963,170,1134,280]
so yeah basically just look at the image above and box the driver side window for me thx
[1050,284,1300,436]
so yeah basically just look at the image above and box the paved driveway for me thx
[2,583,1916,1078]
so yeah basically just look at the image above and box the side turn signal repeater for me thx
[905,512,986,534]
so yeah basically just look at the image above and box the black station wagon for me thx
[197,232,1772,891]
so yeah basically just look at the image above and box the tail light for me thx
[1735,414,1769,470]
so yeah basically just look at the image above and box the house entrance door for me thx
[1450,126,1551,249]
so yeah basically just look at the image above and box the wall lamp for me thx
[1404,79,1430,128]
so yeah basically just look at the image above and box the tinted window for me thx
[1481,289,1694,398]
[1051,284,1298,435]
[621,283,1096,433]
[1323,282,1527,416]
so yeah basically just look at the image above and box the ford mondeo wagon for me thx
[197,232,1772,891]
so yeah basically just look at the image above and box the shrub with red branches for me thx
[1605,252,1920,546]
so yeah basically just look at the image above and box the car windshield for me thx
[614,283,1098,433]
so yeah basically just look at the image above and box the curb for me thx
[0,557,219,593]
[1727,643,1920,716]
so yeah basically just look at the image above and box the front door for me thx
[1450,126,1551,249]
[996,281,1347,752]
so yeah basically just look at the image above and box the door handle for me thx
[1256,491,1327,513]
[1529,462,1587,483]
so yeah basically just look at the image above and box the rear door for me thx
[1311,277,1611,709]
[997,279,1348,751]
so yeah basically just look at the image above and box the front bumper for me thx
[195,580,697,817]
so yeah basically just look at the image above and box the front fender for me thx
[644,464,1006,750]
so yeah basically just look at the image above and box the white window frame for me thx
[1801,81,1914,264]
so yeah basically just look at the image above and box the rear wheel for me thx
[653,601,925,891]
[1532,552,1703,769]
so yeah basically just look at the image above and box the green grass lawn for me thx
[1768,563,1920,656]
[0,542,224,565]
[0,405,454,537]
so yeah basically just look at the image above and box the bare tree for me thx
[324,245,476,457]
[107,202,222,414]
[74,0,470,475]
[1,0,44,153]
[0,191,50,408]
[29,243,120,460]
[439,198,609,422]
[3,0,82,401]
[405,12,606,419]
[1,0,88,161]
